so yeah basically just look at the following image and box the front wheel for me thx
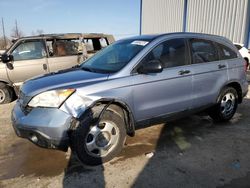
[71,106,126,166]
[0,83,13,104]
[209,87,238,122]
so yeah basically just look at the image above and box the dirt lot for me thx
[0,85,250,188]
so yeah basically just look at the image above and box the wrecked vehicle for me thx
[11,33,248,165]
[0,33,115,104]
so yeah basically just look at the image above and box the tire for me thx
[209,87,238,122]
[70,105,126,166]
[0,83,13,104]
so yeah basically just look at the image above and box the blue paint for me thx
[183,0,188,32]
[139,0,143,35]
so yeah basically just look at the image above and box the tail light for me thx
[244,59,249,72]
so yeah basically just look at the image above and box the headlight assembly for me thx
[28,89,75,108]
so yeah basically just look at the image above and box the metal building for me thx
[140,0,250,48]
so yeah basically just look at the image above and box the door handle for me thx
[178,70,190,75]
[218,64,226,69]
[43,64,47,70]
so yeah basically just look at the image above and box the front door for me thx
[132,38,193,122]
[7,40,48,85]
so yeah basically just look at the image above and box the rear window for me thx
[190,39,219,64]
[217,44,238,60]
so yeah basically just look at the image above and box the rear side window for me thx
[46,39,80,57]
[142,38,188,69]
[83,38,108,53]
[190,39,219,64]
[217,44,238,60]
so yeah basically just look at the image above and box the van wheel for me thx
[71,106,126,166]
[0,83,13,104]
[209,87,238,122]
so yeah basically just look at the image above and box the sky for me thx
[0,0,141,40]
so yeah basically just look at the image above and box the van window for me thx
[83,38,108,53]
[190,39,219,64]
[218,44,238,60]
[142,38,187,68]
[12,40,46,61]
[46,39,79,57]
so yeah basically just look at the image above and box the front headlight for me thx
[28,89,75,108]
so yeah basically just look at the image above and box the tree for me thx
[11,20,24,39]
[0,36,11,50]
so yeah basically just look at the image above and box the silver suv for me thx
[11,33,248,165]
[0,33,115,104]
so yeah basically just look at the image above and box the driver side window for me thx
[12,40,46,61]
[141,38,187,68]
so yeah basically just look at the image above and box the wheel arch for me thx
[78,98,136,137]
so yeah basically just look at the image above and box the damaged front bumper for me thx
[11,101,75,151]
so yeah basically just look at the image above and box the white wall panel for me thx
[141,0,185,34]
[186,0,249,44]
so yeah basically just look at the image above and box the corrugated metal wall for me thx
[141,0,185,34]
[186,0,250,44]
[141,0,250,46]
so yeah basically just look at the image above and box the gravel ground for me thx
[0,85,250,188]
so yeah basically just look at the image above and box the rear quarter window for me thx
[234,44,242,50]
[217,44,238,60]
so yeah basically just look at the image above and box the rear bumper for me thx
[11,101,74,151]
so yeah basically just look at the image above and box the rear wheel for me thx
[0,83,13,104]
[209,87,238,122]
[71,106,126,165]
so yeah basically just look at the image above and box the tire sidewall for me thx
[0,84,12,104]
[217,87,238,121]
[72,109,126,166]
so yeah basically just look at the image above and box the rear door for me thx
[46,39,81,72]
[7,39,48,84]
[132,38,193,122]
[189,38,228,109]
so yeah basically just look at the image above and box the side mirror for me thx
[1,54,14,70]
[138,60,163,74]
[1,54,13,63]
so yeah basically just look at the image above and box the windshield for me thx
[80,39,150,73]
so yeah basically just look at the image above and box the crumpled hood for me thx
[21,68,109,97]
